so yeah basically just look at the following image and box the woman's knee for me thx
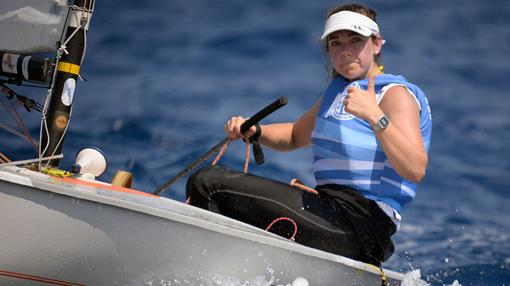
[185,165,225,198]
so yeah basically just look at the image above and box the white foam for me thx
[401,269,462,286]
[401,270,429,286]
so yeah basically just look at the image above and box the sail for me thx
[0,0,69,53]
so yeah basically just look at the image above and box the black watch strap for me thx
[248,123,261,143]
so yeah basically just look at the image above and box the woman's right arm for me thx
[225,97,322,152]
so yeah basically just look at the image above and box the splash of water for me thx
[401,270,462,286]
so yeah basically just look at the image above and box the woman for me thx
[186,3,432,266]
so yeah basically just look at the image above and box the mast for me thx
[40,0,95,167]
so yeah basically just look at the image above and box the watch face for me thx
[380,116,389,127]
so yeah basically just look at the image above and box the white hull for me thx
[0,166,406,285]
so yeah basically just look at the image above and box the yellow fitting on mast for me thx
[57,62,80,75]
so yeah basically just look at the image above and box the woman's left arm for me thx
[344,76,428,183]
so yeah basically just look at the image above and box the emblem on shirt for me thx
[324,82,359,120]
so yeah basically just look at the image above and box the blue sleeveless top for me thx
[311,74,432,213]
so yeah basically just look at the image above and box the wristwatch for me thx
[373,115,390,132]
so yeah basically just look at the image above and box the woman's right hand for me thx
[224,116,257,140]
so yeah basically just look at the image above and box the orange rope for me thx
[211,140,232,166]
[211,139,253,175]
[290,178,319,195]
[243,142,250,174]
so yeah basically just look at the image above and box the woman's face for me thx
[327,30,381,80]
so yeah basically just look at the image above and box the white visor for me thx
[321,10,381,41]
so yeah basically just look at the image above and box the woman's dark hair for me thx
[323,3,382,78]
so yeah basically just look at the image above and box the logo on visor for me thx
[353,25,362,31]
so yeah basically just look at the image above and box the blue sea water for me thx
[1,0,510,285]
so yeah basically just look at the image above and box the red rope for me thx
[265,217,298,241]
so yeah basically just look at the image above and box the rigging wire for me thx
[0,83,44,113]
[0,122,29,143]
[0,152,11,164]
[16,83,49,89]
[0,85,39,151]
[43,107,72,169]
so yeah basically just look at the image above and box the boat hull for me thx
[0,166,405,285]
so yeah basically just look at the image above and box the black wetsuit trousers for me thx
[186,165,396,266]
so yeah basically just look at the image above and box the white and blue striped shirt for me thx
[311,74,432,215]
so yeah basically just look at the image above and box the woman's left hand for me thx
[343,74,383,124]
